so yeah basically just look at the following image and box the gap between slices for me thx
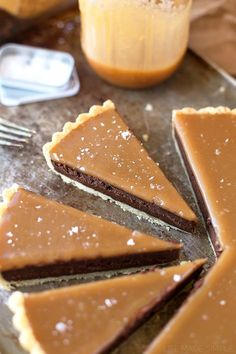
[43,100,197,233]
[0,185,182,287]
[8,260,205,354]
[145,107,236,354]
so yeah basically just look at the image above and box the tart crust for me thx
[173,106,236,119]
[8,292,45,354]
[43,100,197,231]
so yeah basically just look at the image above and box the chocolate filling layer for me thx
[51,160,195,233]
[2,249,180,282]
[174,129,222,256]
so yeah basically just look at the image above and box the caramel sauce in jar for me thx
[79,0,192,89]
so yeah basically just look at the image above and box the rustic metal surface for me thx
[0,9,235,354]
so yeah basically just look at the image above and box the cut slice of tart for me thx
[173,107,236,254]
[43,100,197,232]
[144,107,236,354]
[144,249,236,354]
[0,185,182,286]
[8,259,205,354]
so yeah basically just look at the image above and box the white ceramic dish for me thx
[0,66,80,106]
[0,44,75,93]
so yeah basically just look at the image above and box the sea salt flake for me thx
[173,274,182,282]
[71,226,79,233]
[37,217,43,222]
[127,238,135,246]
[104,298,117,307]
[83,241,90,249]
[121,130,131,140]
[68,226,79,236]
[220,300,226,306]
[6,231,13,237]
[215,148,221,156]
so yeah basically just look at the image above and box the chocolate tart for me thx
[0,185,182,287]
[173,107,236,254]
[145,107,236,354]
[43,100,197,232]
[8,260,205,354]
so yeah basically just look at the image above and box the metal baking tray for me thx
[0,9,235,354]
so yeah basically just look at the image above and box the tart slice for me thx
[0,185,181,286]
[173,107,236,253]
[8,260,205,354]
[43,100,197,232]
[144,107,236,354]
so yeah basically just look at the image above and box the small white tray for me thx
[0,44,75,93]
[0,66,80,106]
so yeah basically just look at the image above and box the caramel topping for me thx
[174,109,236,248]
[0,186,180,272]
[145,108,236,354]
[146,249,236,354]
[46,101,196,222]
[84,53,185,89]
[8,260,205,354]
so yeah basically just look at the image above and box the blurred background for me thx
[0,0,235,77]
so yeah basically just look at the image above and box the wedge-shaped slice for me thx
[144,107,236,354]
[43,100,197,232]
[0,185,181,286]
[8,260,205,354]
[173,107,236,253]
[144,249,236,354]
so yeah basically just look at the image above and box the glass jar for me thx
[79,0,192,89]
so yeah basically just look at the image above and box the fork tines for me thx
[0,117,35,148]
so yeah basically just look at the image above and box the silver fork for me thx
[0,117,35,148]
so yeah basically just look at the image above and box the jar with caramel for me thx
[79,0,192,89]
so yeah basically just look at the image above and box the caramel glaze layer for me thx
[145,108,236,354]
[0,186,181,280]
[85,54,185,89]
[8,260,205,354]
[45,101,197,231]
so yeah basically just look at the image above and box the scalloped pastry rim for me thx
[173,106,236,119]
[8,291,45,354]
